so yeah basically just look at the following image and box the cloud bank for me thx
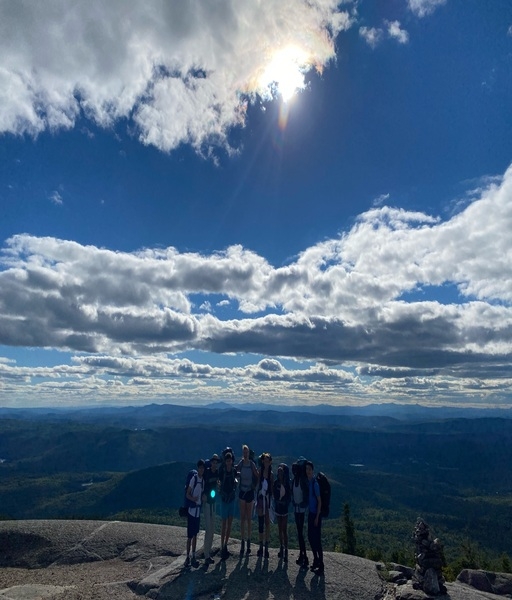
[0,0,352,153]
[1,163,511,407]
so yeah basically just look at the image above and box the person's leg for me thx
[190,516,200,565]
[221,517,227,549]
[239,499,246,540]
[186,537,191,565]
[316,516,324,574]
[283,515,288,560]
[308,512,319,567]
[246,498,254,544]
[185,514,194,565]
[277,515,284,557]
[204,503,213,559]
[264,504,270,557]
[226,513,233,544]
[295,511,306,564]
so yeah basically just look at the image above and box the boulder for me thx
[457,569,512,596]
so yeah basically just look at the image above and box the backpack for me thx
[316,471,331,518]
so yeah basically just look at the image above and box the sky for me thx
[1,0,512,409]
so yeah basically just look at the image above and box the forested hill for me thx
[1,404,512,569]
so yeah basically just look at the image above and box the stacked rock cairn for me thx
[412,518,447,596]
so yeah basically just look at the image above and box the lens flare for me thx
[259,45,311,103]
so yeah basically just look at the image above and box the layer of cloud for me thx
[1,163,512,406]
[0,0,353,153]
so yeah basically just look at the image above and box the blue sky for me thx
[1,0,512,408]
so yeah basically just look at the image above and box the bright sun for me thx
[259,46,311,102]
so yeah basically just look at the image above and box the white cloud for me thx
[386,21,409,44]
[373,193,390,206]
[49,191,63,205]
[407,0,447,18]
[2,166,512,333]
[0,0,353,153]
[360,21,408,48]
[359,26,383,49]
[1,163,512,406]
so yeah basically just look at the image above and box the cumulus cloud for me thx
[360,21,408,48]
[386,21,409,44]
[359,26,384,49]
[407,0,447,18]
[0,0,352,153]
[1,163,512,406]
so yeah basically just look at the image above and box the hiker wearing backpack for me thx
[256,452,273,558]
[236,444,259,556]
[273,462,291,561]
[305,460,324,576]
[218,450,238,560]
[291,458,309,567]
[203,453,220,565]
[185,459,205,568]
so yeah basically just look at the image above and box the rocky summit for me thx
[0,520,510,600]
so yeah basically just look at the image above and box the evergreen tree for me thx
[341,502,357,555]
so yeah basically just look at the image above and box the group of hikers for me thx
[183,444,325,576]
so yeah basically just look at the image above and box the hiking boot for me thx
[278,545,283,558]
[191,557,199,568]
[314,564,324,576]
[246,540,251,555]
[239,540,245,556]
[264,543,269,559]
[284,547,288,562]
[205,556,214,565]
[184,556,190,568]
[296,552,304,565]
[302,556,309,568]
[257,543,263,557]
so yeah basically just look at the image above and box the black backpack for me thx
[316,471,331,518]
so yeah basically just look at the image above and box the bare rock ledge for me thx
[0,520,507,600]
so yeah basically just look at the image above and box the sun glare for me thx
[259,46,311,103]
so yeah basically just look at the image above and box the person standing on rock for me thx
[185,459,205,568]
[218,451,238,559]
[273,463,291,561]
[236,444,259,555]
[203,453,220,565]
[256,452,273,559]
[291,459,309,568]
[306,460,324,576]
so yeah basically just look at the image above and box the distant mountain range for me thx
[1,401,511,427]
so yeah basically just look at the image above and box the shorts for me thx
[187,514,200,539]
[221,499,236,519]
[239,489,254,503]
